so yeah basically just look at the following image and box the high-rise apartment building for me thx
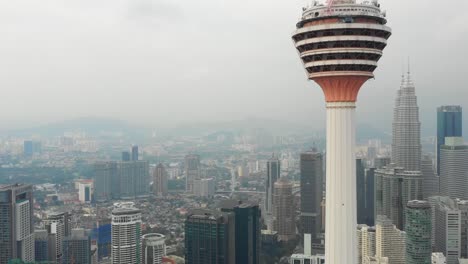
[437,106,463,175]
[273,177,295,242]
[184,209,235,264]
[265,156,280,216]
[291,1,392,260]
[94,161,149,201]
[193,178,215,197]
[357,225,376,264]
[375,165,423,230]
[440,137,468,200]
[111,202,142,264]
[421,155,439,198]
[119,161,150,199]
[220,200,261,264]
[44,211,72,263]
[392,73,421,171]
[153,163,168,197]
[62,229,92,264]
[142,233,166,264]
[0,184,35,264]
[94,162,116,202]
[185,154,201,193]
[78,181,93,203]
[375,216,406,264]
[299,151,323,240]
[132,145,139,161]
[405,200,432,264]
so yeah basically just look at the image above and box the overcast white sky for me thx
[0,0,467,132]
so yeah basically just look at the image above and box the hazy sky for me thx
[0,0,467,133]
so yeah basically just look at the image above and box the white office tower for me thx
[0,184,35,264]
[375,216,406,264]
[141,233,166,264]
[78,182,93,203]
[429,196,465,264]
[358,225,376,264]
[432,253,447,264]
[440,137,468,200]
[111,202,142,264]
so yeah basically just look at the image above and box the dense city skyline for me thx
[0,0,467,132]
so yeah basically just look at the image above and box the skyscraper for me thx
[437,105,463,175]
[122,151,131,162]
[185,154,201,193]
[421,154,439,198]
[62,229,92,264]
[153,163,168,197]
[142,233,166,264]
[132,145,139,161]
[44,211,72,263]
[265,156,280,217]
[357,159,366,224]
[375,215,406,264]
[273,177,296,242]
[299,151,323,240]
[357,225,376,264]
[94,162,116,202]
[405,200,432,264]
[291,1,392,261]
[184,209,235,264]
[220,200,261,264]
[429,196,463,264]
[375,165,423,230]
[440,137,468,200]
[392,72,422,171]
[364,168,376,226]
[119,161,150,199]
[34,230,49,262]
[111,202,142,264]
[0,184,35,264]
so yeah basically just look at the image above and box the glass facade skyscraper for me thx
[437,105,462,175]
[184,209,235,264]
[405,200,432,264]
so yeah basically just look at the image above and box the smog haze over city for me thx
[1,1,468,264]
[0,0,467,135]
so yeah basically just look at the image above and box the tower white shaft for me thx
[325,101,357,264]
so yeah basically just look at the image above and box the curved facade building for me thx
[405,200,431,264]
[292,0,391,262]
[142,233,166,264]
[111,202,142,264]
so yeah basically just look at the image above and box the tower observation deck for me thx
[292,1,391,263]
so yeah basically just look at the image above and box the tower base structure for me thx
[325,102,357,263]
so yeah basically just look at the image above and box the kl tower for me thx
[292,0,391,262]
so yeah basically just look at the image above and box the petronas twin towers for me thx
[376,71,424,230]
[392,72,422,172]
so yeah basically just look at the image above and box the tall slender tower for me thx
[292,0,391,262]
[111,202,142,264]
[392,71,422,171]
